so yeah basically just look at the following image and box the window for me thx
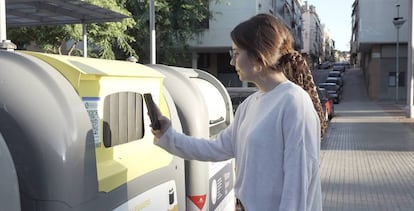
[388,72,405,87]
[217,52,234,73]
[198,53,210,68]
[102,92,144,147]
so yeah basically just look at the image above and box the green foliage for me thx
[8,25,82,54]
[7,0,136,59]
[7,0,222,64]
[123,0,211,65]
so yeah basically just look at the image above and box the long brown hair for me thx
[280,51,327,136]
[231,14,293,71]
[231,13,327,136]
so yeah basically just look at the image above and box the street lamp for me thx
[0,0,16,51]
[393,4,406,103]
[408,0,414,118]
[139,0,156,64]
[149,0,156,64]
[0,0,6,41]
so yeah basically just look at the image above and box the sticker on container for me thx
[83,97,100,147]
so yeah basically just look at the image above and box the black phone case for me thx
[143,93,161,130]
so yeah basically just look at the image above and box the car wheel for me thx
[329,107,334,120]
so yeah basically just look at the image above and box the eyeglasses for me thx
[229,49,238,58]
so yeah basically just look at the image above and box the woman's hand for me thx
[148,104,171,139]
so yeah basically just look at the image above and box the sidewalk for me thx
[320,67,414,211]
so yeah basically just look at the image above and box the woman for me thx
[151,14,322,211]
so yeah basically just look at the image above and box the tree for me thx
[121,0,213,65]
[7,0,223,63]
[7,0,137,60]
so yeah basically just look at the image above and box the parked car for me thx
[339,61,351,69]
[328,70,343,78]
[332,63,346,73]
[317,87,335,121]
[319,61,332,69]
[318,82,342,104]
[325,76,344,88]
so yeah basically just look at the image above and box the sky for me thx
[306,0,354,52]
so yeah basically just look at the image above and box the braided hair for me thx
[277,51,327,137]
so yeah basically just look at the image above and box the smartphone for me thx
[143,93,161,130]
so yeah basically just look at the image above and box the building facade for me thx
[351,0,409,101]
[300,1,323,70]
[321,24,335,62]
[189,0,305,87]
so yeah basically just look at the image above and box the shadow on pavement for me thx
[320,67,414,211]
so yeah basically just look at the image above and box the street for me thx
[318,67,414,211]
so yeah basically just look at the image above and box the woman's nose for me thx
[230,57,235,66]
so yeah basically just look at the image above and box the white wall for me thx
[302,12,311,53]
[359,0,409,43]
[189,0,259,48]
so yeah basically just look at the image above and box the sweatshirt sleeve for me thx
[279,94,320,211]
[155,125,235,162]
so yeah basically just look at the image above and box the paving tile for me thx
[320,67,414,211]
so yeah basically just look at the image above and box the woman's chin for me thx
[237,73,243,81]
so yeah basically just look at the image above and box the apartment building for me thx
[321,24,335,62]
[189,0,305,87]
[300,1,323,69]
[351,0,409,101]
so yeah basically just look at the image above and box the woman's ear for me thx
[253,64,263,73]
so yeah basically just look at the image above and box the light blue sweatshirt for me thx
[156,81,322,211]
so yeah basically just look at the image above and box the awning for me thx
[1,0,130,54]
[6,0,129,27]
